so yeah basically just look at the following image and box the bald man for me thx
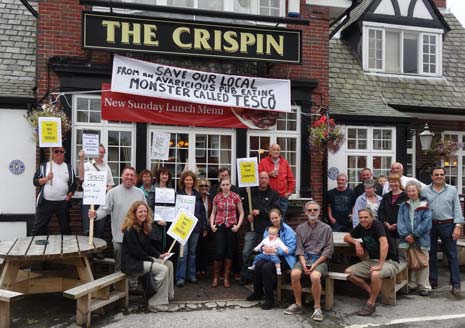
[382,162,426,195]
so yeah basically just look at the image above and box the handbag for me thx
[139,262,157,303]
[406,246,429,271]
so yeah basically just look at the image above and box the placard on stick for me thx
[167,209,198,245]
[151,131,170,160]
[237,157,259,188]
[82,171,107,205]
[38,117,62,148]
[82,133,100,156]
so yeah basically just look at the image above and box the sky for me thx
[448,0,465,27]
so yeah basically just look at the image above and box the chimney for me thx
[433,0,446,8]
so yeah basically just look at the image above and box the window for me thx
[247,107,300,197]
[364,24,442,76]
[441,132,465,194]
[345,127,396,188]
[406,131,416,178]
[72,95,136,189]
[147,126,235,189]
[116,0,284,17]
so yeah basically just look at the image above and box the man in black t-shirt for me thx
[344,208,399,316]
[327,173,356,232]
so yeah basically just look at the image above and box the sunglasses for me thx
[199,185,208,188]
[306,209,318,212]
[53,150,65,154]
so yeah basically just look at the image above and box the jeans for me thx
[176,232,200,281]
[429,222,461,288]
[241,231,260,280]
[81,204,108,238]
[32,199,71,235]
[278,197,289,218]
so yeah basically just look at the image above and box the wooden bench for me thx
[0,289,23,328]
[63,271,128,327]
[380,261,408,305]
[277,271,345,311]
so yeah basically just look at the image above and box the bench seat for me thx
[0,289,23,328]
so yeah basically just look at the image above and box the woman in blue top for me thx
[397,180,432,296]
[246,207,296,310]
[175,170,207,287]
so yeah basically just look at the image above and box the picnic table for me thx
[0,235,106,294]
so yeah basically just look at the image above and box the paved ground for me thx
[9,264,465,328]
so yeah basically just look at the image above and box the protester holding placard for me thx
[175,171,207,287]
[196,178,211,279]
[78,145,114,240]
[258,143,295,217]
[210,176,244,288]
[151,167,175,252]
[32,146,77,235]
[89,167,146,272]
[121,201,174,311]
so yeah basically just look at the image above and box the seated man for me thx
[283,201,333,322]
[344,208,400,316]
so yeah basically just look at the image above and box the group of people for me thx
[31,145,463,318]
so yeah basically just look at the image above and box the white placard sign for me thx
[82,171,107,205]
[82,133,100,156]
[151,131,170,160]
[175,194,196,215]
[167,209,198,245]
[111,55,291,112]
[154,206,176,223]
[38,117,62,148]
[236,157,259,188]
[155,188,175,204]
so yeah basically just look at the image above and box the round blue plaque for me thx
[9,160,25,175]
[327,167,339,180]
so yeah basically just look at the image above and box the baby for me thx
[248,226,289,275]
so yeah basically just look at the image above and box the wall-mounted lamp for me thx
[419,123,434,152]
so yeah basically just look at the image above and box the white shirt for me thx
[254,236,288,255]
[43,161,69,201]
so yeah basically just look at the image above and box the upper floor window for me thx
[119,0,285,17]
[363,24,442,77]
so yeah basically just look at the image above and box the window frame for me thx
[363,22,443,77]
[441,131,465,194]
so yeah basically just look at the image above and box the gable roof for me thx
[0,0,37,99]
[330,12,465,118]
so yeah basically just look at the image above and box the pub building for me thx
[28,0,335,238]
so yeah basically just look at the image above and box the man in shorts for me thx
[283,200,333,321]
[344,208,400,316]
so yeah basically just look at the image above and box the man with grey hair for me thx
[327,173,356,232]
[354,168,382,197]
[382,162,425,195]
[284,200,333,321]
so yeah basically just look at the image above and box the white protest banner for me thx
[82,171,107,205]
[175,194,196,215]
[167,209,198,245]
[155,188,175,204]
[151,131,170,160]
[111,55,291,112]
[82,133,100,156]
[38,117,62,148]
[237,157,259,188]
[154,206,176,222]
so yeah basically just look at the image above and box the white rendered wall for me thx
[0,109,36,215]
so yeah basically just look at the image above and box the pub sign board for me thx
[82,11,302,64]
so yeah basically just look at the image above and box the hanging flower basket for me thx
[309,114,345,154]
[426,139,464,160]
[25,102,71,142]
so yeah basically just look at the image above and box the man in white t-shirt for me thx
[32,146,77,235]
[78,144,114,238]
[382,162,426,194]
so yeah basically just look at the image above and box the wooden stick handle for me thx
[88,204,95,246]
[247,187,254,232]
[49,147,53,186]
[166,239,177,254]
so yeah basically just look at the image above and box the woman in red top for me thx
[210,177,244,288]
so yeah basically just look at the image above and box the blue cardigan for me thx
[397,199,432,249]
[264,221,297,268]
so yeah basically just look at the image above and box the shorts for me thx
[293,260,328,278]
[348,259,400,279]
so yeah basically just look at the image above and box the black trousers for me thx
[214,225,236,260]
[253,258,290,304]
[32,199,71,235]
